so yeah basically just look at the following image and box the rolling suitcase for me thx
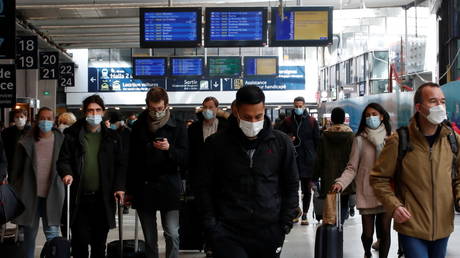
[106,202,146,258]
[0,224,25,257]
[314,193,343,258]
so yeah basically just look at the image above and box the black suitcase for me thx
[314,193,343,258]
[179,195,204,251]
[0,224,25,257]
[106,202,146,258]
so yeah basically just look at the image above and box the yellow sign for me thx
[294,11,328,40]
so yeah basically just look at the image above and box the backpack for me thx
[396,123,459,211]
[40,237,71,258]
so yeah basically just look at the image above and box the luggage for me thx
[0,224,25,257]
[179,195,204,251]
[40,184,72,258]
[312,187,323,222]
[314,193,343,258]
[0,181,25,224]
[106,202,146,258]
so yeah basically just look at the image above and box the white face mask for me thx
[239,119,264,138]
[423,104,447,125]
[15,117,26,128]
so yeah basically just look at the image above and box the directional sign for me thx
[16,36,38,69]
[59,63,75,87]
[0,64,16,107]
[39,52,59,80]
[0,0,15,59]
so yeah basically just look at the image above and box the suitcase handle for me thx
[117,201,124,257]
[66,184,70,241]
[336,193,342,232]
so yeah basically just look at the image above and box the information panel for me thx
[16,36,38,69]
[132,57,167,78]
[140,8,202,48]
[59,63,75,87]
[207,57,241,77]
[171,57,203,76]
[0,64,16,107]
[39,52,59,80]
[244,56,278,76]
[88,67,165,92]
[0,0,15,59]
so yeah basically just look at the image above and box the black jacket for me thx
[279,111,320,178]
[0,137,7,181]
[57,119,127,229]
[2,125,31,173]
[194,115,299,233]
[127,111,188,211]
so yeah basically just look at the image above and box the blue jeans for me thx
[137,209,179,258]
[399,234,449,258]
[22,197,61,258]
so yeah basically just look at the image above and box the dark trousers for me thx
[300,177,312,213]
[211,223,285,258]
[71,194,110,258]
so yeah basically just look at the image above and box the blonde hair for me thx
[58,112,77,125]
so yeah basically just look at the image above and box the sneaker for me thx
[300,214,309,225]
[372,240,380,251]
[293,207,302,223]
[349,208,355,217]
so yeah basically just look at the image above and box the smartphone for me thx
[154,137,164,142]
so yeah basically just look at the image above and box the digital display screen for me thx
[140,8,202,48]
[171,57,204,76]
[270,7,333,47]
[244,56,278,76]
[132,57,167,78]
[205,7,268,47]
[207,57,242,77]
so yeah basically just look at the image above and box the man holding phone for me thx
[127,87,188,258]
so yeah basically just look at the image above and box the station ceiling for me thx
[16,0,419,50]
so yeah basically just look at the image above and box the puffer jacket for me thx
[370,117,460,241]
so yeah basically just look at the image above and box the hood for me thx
[323,124,354,143]
[325,124,353,133]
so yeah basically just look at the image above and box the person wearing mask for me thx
[57,95,127,258]
[127,87,188,258]
[279,97,320,225]
[57,112,77,133]
[273,112,286,130]
[313,107,354,225]
[126,113,138,128]
[370,82,460,258]
[2,109,32,173]
[10,107,65,258]
[194,86,299,258]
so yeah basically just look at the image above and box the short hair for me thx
[294,96,305,103]
[331,107,345,124]
[236,86,265,106]
[58,112,77,125]
[146,87,169,106]
[203,96,219,107]
[83,95,105,112]
[13,108,28,117]
[108,111,123,123]
[414,82,440,106]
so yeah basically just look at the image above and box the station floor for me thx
[32,206,460,258]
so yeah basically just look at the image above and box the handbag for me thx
[0,182,25,225]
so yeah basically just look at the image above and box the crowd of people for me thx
[0,82,459,258]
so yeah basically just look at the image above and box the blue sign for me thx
[166,78,222,91]
[88,67,165,92]
[209,11,263,41]
[171,57,204,76]
[144,11,198,42]
[0,0,15,59]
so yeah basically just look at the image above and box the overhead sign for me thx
[39,52,59,80]
[16,36,38,69]
[0,64,16,107]
[0,0,15,59]
[166,78,222,91]
[59,63,75,87]
[88,67,165,92]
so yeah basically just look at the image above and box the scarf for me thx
[148,109,170,133]
[364,124,387,156]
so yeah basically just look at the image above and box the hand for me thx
[62,175,73,185]
[114,191,125,204]
[393,206,412,223]
[290,136,296,142]
[331,183,342,193]
[153,138,170,151]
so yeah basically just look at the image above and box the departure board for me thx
[270,7,333,47]
[205,7,268,47]
[171,57,204,76]
[244,56,278,76]
[207,57,242,77]
[140,8,202,48]
[132,57,167,78]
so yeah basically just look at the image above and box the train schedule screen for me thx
[208,11,263,41]
[144,11,198,41]
[171,58,203,76]
[207,57,241,77]
[276,10,329,41]
[133,58,167,77]
[244,57,278,76]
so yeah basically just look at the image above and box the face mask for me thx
[239,119,264,138]
[366,116,382,129]
[128,119,136,126]
[15,117,26,128]
[423,104,447,125]
[38,120,54,133]
[294,108,304,116]
[149,110,166,120]
[110,124,118,130]
[58,124,69,133]
[86,114,102,126]
[202,109,215,120]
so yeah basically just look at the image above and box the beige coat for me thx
[370,117,460,241]
[335,135,383,209]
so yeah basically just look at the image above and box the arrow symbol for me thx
[213,82,219,87]
[90,77,96,83]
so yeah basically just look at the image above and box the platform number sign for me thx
[59,63,75,87]
[39,52,59,80]
[16,36,38,69]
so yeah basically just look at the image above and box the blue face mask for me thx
[110,124,118,130]
[38,120,54,133]
[366,116,381,129]
[202,109,215,120]
[294,108,304,116]
[86,114,102,126]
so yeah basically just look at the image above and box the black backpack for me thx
[40,237,71,258]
